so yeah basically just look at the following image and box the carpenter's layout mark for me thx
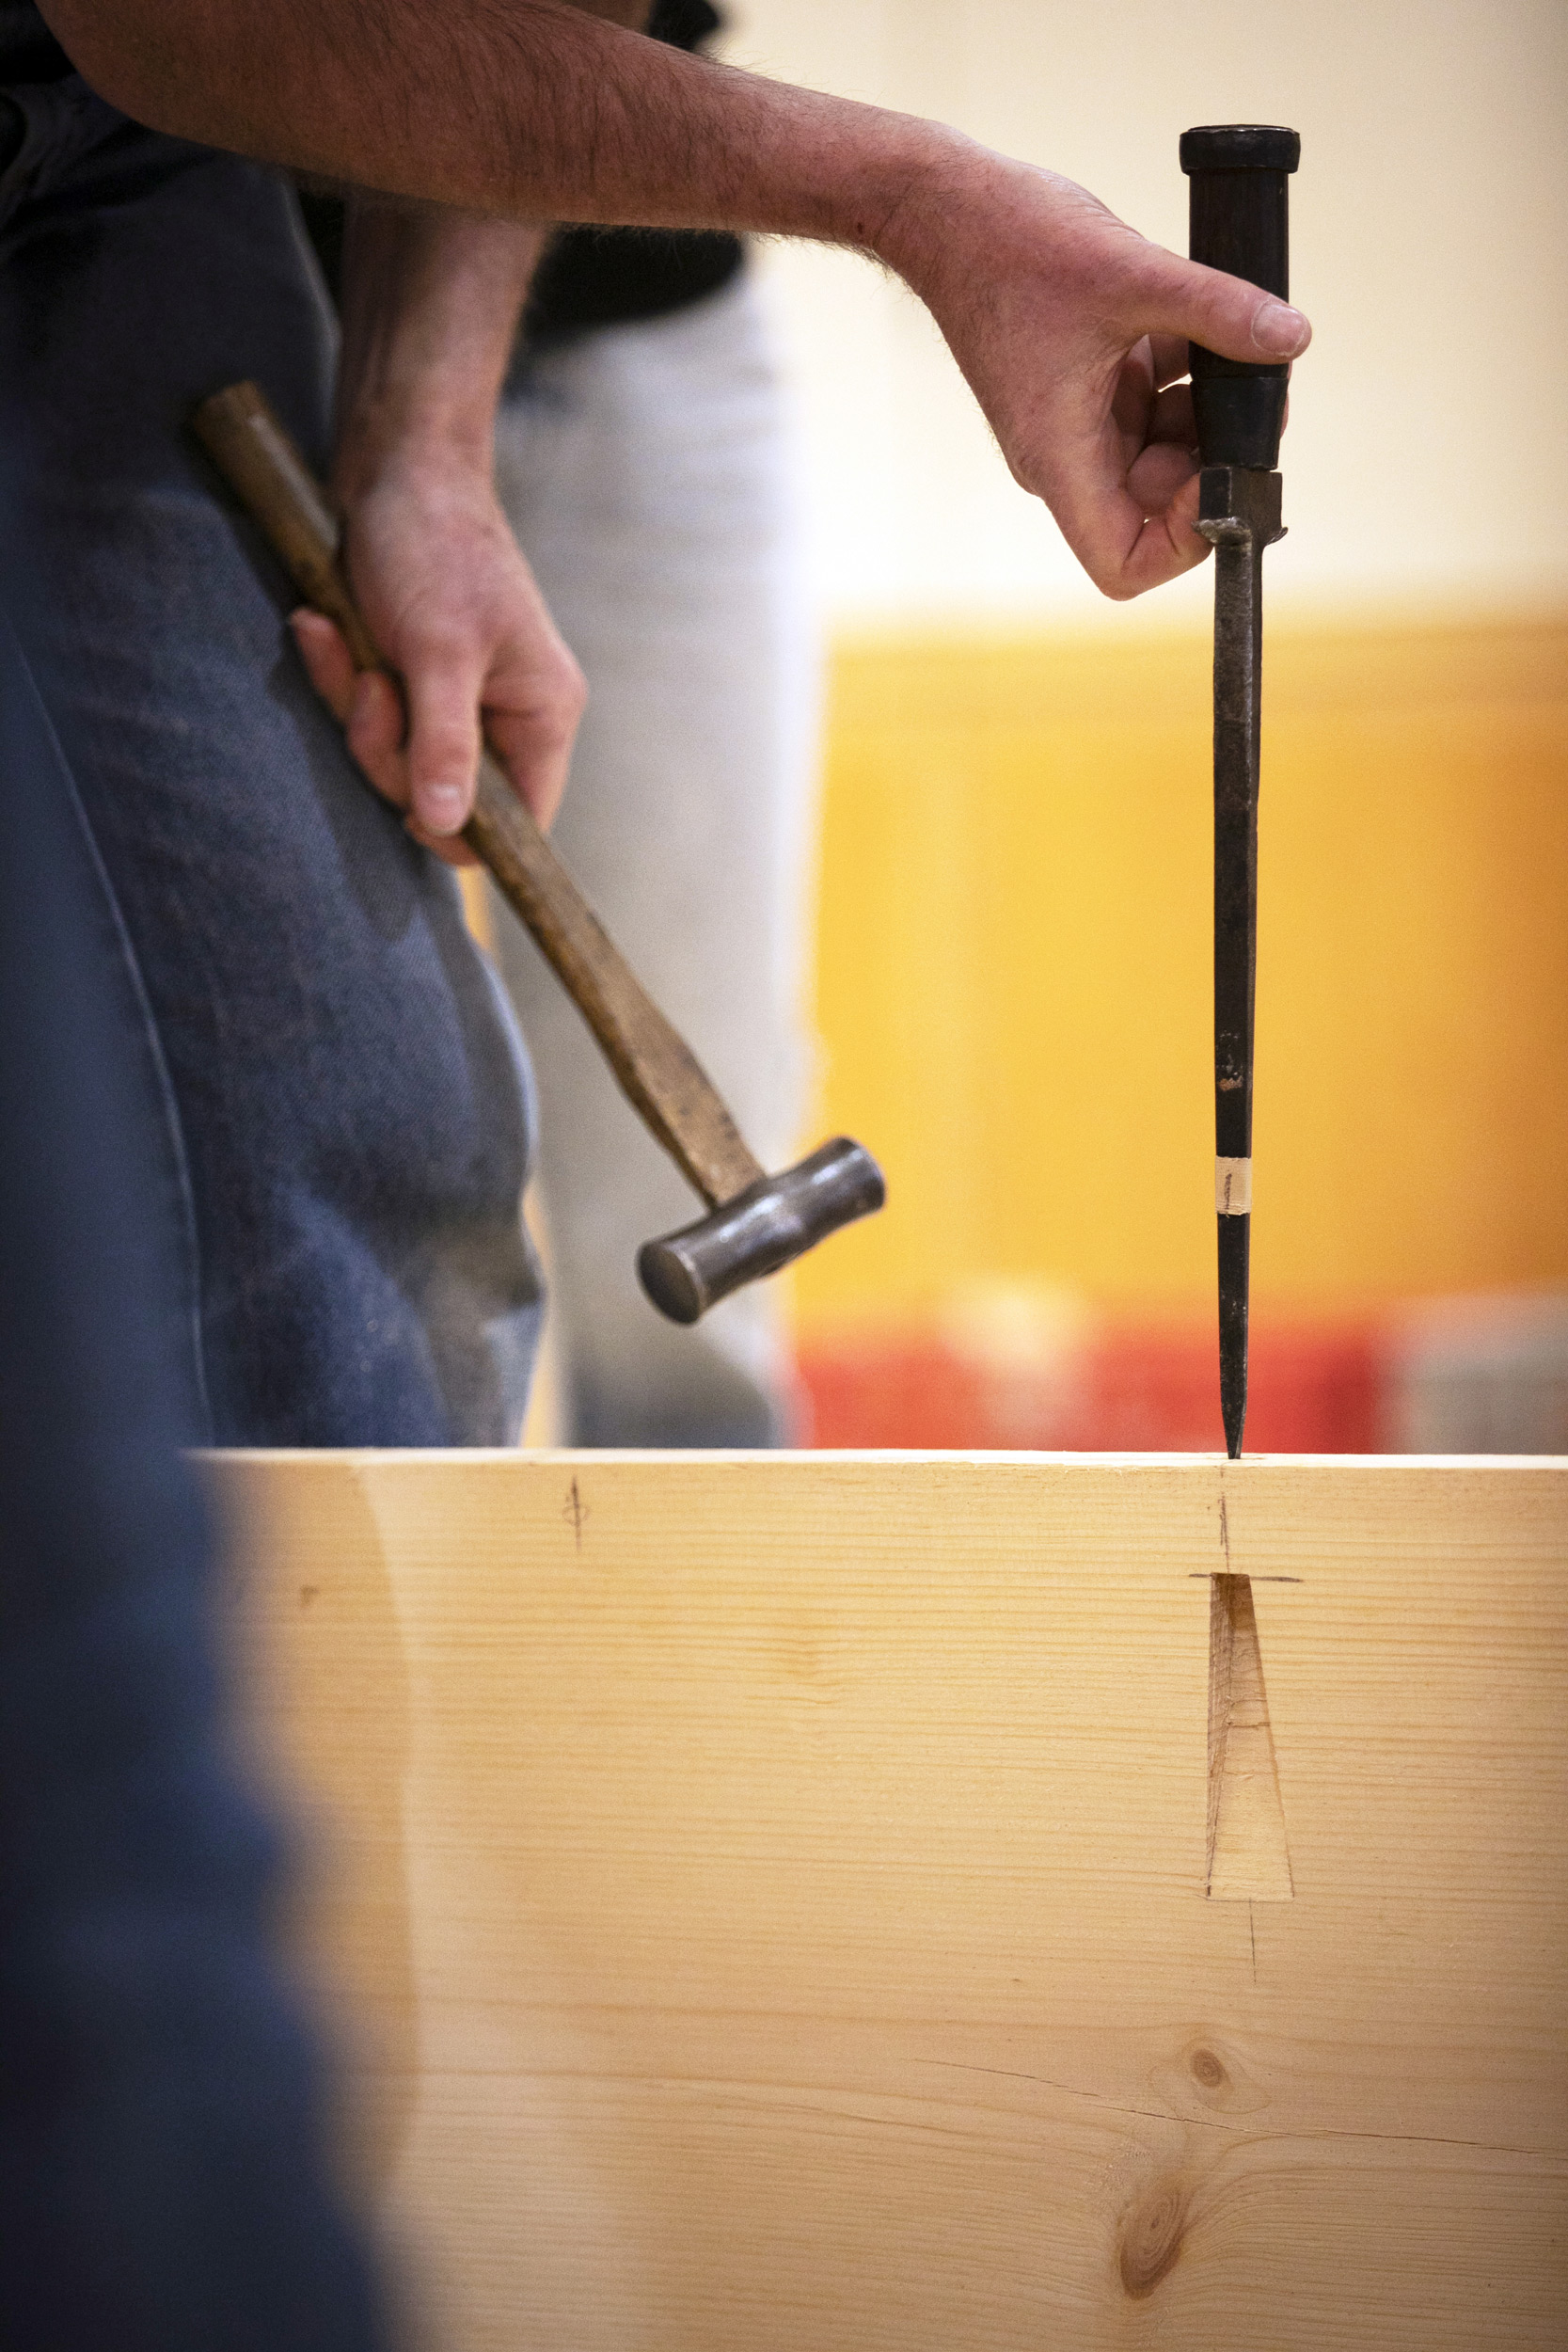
[563,1476,589,1552]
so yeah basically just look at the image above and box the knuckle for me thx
[544,645,589,716]
[534,665,588,742]
[410,632,474,680]
[1088,563,1130,601]
[416,733,478,783]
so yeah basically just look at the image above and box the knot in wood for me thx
[1189,2045,1228,2092]
[1118,2180,1188,2298]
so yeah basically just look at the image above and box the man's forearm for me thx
[329,0,649,488]
[332,203,545,497]
[289,0,652,848]
[42,0,1309,602]
[39,0,930,264]
[294,190,589,846]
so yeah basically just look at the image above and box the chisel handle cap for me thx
[1181,123,1301,471]
[1180,124,1300,174]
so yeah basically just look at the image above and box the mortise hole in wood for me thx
[1206,1573,1292,1901]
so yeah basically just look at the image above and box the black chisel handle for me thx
[1180,124,1300,470]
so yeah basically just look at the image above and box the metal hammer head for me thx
[638,1137,885,1326]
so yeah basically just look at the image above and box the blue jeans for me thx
[0,79,542,1444]
[0,584,390,2352]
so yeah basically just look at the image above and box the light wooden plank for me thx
[214,1452,1568,2351]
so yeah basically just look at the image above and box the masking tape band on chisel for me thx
[1215,1157,1252,1216]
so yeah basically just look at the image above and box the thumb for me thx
[1135,250,1310,365]
[403,646,484,838]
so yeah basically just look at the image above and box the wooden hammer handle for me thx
[192,382,763,1208]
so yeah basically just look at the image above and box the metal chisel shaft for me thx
[1205,474,1275,1455]
[1181,123,1300,1457]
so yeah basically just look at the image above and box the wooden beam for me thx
[214,1452,1568,2350]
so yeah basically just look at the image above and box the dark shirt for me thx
[0,0,70,83]
[4,0,744,343]
[523,0,743,346]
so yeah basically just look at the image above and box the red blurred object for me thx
[798,1318,1386,1452]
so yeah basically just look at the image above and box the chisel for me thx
[1180,124,1300,1457]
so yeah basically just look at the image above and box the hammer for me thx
[191,382,884,1324]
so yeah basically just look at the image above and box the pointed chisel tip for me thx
[1217,1212,1250,1459]
[1222,1389,1246,1460]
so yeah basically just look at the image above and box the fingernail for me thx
[1253,300,1310,358]
[420,784,467,834]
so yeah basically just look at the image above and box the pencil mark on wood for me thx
[1189,1572,1302,1581]
[1250,1900,1258,1982]
[563,1477,589,1552]
[1218,1488,1230,1565]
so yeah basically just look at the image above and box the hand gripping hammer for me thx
[192,382,884,1325]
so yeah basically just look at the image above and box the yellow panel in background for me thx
[798,616,1568,1330]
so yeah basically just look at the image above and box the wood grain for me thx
[191,383,762,1207]
[214,1452,1568,2350]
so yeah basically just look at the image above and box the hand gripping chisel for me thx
[1180,124,1300,1457]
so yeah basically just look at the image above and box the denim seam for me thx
[52,735,214,1441]
[0,76,119,230]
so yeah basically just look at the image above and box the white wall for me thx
[722,0,1568,628]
